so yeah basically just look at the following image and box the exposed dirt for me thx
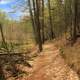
[15,43,79,80]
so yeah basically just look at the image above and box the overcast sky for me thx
[0,0,28,20]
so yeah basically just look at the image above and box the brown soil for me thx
[15,43,79,80]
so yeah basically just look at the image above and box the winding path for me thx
[17,43,79,80]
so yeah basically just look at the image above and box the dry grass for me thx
[62,39,80,76]
[53,37,80,77]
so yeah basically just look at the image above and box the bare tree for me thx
[41,0,45,43]
[28,0,43,51]
[0,24,9,53]
[71,0,77,44]
[48,0,55,39]
[28,0,37,43]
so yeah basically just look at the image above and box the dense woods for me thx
[0,0,80,80]
[27,0,80,51]
[0,0,80,52]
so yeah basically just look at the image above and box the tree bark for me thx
[35,0,43,52]
[48,0,55,39]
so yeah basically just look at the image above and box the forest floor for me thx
[0,41,79,80]
[17,42,79,80]
[58,38,80,78]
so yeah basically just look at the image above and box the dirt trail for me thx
[17,43,79,80]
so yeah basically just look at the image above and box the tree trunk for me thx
[0,24,9,53]
[48,0,55,39]
[41,0,45,43]
[71,0,77,44]
[28,0,38,43]
[35,0,43,52]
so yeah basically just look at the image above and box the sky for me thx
[0,0,28,20]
